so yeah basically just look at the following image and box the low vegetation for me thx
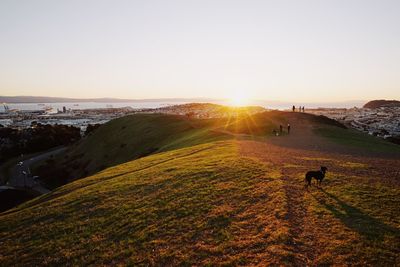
[0,124,80,162]
[314,125,400,155]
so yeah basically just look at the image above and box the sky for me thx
[0,0,399,102]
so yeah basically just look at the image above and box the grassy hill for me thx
[34,114,230,187]
[33,111,291,188]
[2,111,400,265]
[34,111,400,189]
[1,140,399,265]
[314,126,400,155]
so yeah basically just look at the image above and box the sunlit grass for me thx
[0,141,290,265]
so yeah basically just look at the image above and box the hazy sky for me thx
[0,0,399,101]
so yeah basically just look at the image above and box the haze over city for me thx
[1,0,399,102]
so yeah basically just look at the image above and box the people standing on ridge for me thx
[287,124,291,134]
[302,106,305,112]
[292,105,295,112]
[279,125,283,135]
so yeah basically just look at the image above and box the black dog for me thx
[305,166,327,189]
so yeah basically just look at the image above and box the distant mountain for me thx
[0,96,218,103]
[363,99,400,109]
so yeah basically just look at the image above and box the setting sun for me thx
[228,91,250,107]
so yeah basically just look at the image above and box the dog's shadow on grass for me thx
[311,189,399,241]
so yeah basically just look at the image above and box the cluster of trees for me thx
[0,123,81,162]
[32,123,103,188]
[84,123,101,135]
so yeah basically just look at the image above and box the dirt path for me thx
[267,112,339,153]
[265,112,400,159]
[281,168,312,265]
[239,140,322,265]
[239,135,400,265]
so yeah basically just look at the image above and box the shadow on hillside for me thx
[1,146,215,216]
[312,189,399,241]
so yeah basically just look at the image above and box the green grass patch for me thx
[33,114,231,187]
[314,126,400,154]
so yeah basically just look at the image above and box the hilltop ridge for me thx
[363,99,400,109]
[33,111,400,189]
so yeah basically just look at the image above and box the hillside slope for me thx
[34,114,229,187]
[1,140,399,265]
[34,111,400,189]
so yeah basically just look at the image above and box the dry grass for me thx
[240,140,400,266]
[0,141,289,265]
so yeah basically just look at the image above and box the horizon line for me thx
[0,95,384,104]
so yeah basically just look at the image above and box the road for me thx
[7,147,66,194]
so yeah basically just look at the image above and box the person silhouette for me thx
[292,105,295,112]
[287,123,291,134]
[302,106,305,112]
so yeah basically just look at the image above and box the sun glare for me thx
[229,91,250,107]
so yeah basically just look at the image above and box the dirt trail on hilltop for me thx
[266,112,349,155]
[265,112,400,158]
[239,141,321,265]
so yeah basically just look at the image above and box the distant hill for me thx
[363,99,400,109]
[154,103,266,118]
